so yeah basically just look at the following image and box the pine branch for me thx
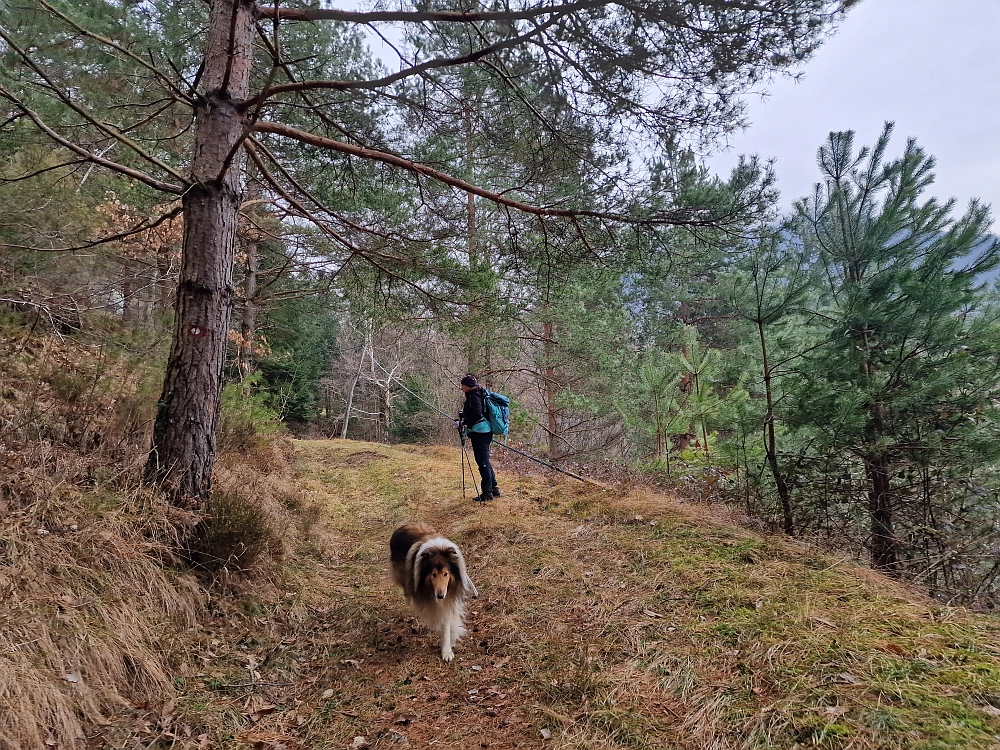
[253,120,715,227]
[0,84,185,195]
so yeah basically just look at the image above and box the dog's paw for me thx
[441,648,455,662]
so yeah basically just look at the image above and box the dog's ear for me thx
[413,547,433,592]
[446,545,479,599]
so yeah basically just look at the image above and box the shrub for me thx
[217,375,284,454]
[187,490,283,574]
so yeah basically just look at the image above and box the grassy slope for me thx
[166,439,1000,750]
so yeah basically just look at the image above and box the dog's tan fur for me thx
[389,522,478,662]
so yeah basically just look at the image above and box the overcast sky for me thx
[705,0,1000,215]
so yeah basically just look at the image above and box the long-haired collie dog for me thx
[389,521,478,662]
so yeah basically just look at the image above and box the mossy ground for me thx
[128,438,1000,750]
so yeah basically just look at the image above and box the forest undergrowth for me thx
[0,321,303,749]
[3,323,1000,749]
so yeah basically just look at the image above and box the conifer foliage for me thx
[790,124,1000,576]
[0,0,854,510]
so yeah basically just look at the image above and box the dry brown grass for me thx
[0,324,311,749]
[0,460,204,748]
[0,329,197,749]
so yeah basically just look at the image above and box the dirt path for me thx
[278,439,687,749]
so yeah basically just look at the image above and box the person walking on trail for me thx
[458,374,500,503]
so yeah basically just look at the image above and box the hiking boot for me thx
[491,487,500,498]
[472,491,493,503]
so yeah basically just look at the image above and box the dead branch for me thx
[3,205,183,253]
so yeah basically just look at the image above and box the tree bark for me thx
[865,452,898,573]
[237,225,259,379]
[156,243,174,323]
[543,318,559,460]
[464,106,481,374]
[758,319,793,535]
[865,393,897,572]
[237,247,257,379]
[236,164,261,379]
[859,323,898,573]
[341,339,367,440]
[145,0,255,510]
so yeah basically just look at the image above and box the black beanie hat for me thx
[460,374,478,388]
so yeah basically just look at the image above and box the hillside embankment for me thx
[5,437,1000,749]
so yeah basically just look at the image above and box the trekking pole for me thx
[458,422,481,500]
[459,428,467,498]
[462,441,481,500]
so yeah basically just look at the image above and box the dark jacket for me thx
[461,387,490,431]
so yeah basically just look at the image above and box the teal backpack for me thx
[481,389,510,442]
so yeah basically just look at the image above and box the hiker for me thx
[458,373,499,503]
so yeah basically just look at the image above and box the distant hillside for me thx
[964,232,999,284]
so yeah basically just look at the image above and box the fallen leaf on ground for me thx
[161,698,176,718]
[818,706,849,717]
[249,704,278,721]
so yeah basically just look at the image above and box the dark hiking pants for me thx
[469,431,497,495]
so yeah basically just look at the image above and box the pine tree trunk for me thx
[758,320,793,535]
[865,397,897,572]
[464,105,482,375]
[236,164,261,379]
[156,244,173,323]
[865,452,897,572]
[859,327,898,572]
[543,318,559,460]
[341,339,367,440]
[237,237,258,379]
[144,0,254,510]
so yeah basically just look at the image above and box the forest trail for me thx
[174,439,1000,750]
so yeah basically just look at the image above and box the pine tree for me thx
[791,124,1000,572]
[1,0,855,510]
[729,231,815,534]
